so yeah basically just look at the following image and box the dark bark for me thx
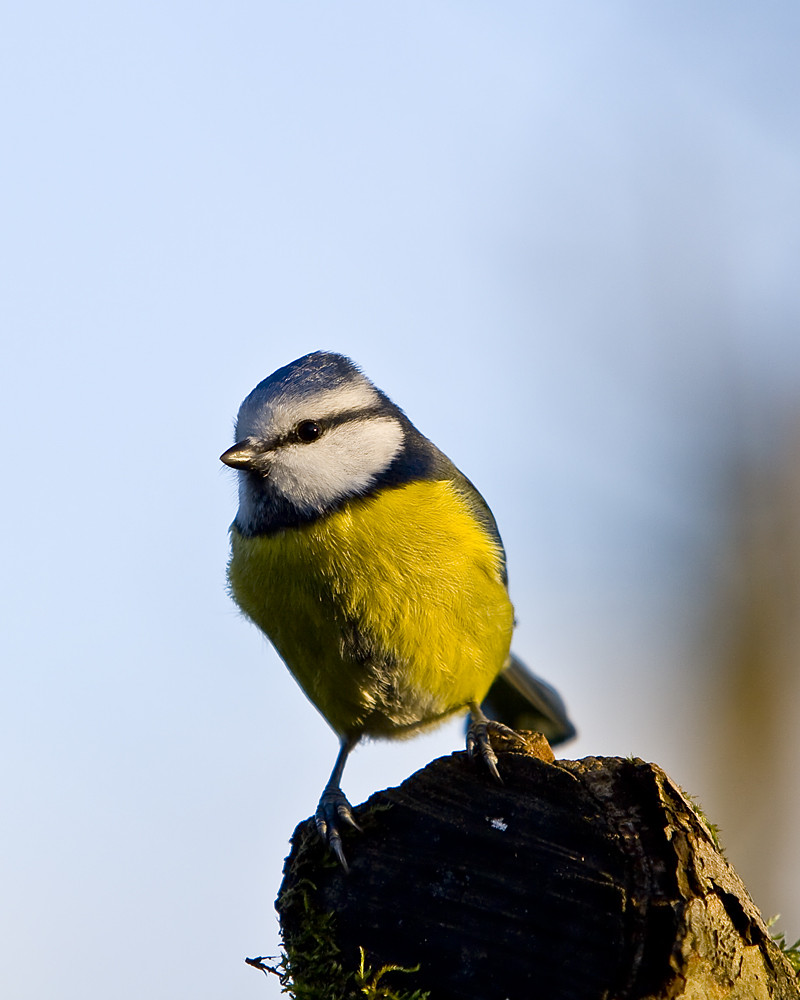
[276,735,799,999]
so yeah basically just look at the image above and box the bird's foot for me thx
[467,715,527,781]
[315,785,361,871]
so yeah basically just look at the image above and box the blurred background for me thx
[2,2,799,997]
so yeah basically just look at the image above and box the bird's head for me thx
[221,352,413,532]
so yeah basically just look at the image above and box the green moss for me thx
[773,933,800,976]
[270,824,430,999]
[353,948,431,1000]
[275,878,348,998]
[768,917,800,977]
[679,788,725,856]
[253,907,430,999]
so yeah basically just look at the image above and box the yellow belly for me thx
[227,479,514,739]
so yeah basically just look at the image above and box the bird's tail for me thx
[480,653,576,746]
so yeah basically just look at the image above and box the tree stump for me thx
[273,735,799,999]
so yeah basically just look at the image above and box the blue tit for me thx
[221,351,574,866]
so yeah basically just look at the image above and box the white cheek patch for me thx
[270,416,405,511]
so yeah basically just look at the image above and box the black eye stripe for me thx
[277,406,392,447]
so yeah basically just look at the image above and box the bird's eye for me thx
[296,420,323,443]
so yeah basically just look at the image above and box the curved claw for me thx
[467,705,526,782]
[315,786,361,871]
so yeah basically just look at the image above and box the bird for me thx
[221,351,574,867]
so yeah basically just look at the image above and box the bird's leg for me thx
[466,702,526,781]
[315,736,361,870]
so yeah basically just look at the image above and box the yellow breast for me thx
[227,479,514,739]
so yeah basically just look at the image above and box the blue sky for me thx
[3,3,800,997]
